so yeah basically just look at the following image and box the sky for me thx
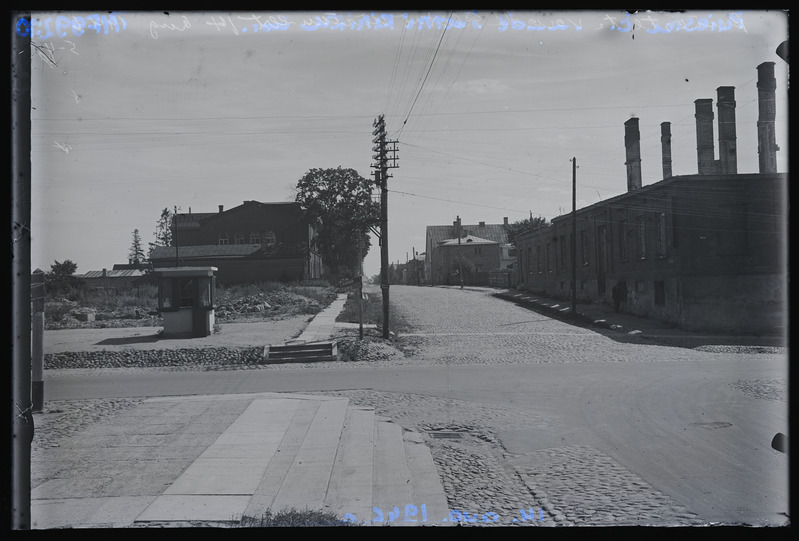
[25,10,789,279]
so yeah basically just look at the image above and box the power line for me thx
[396,11,453,141]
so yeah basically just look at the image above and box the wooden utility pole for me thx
[457,215,464,289]
[372,114,398,339]
[174,205,179,267]
[571,157,577,315]
[357,235,364,340]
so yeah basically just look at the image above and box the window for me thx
[250,232,260,244]
[637,216,646,260]
[671,198,679,248]
[654,280,665,305]
[618,220,628,261]
[560,235,566,268]
[656,212,667,258]
[580,230,589,265]
[234,232,245,245]
[218,233,229,245]
[536,245,542,274]
[160,279,172,309]
[546,242,553,274]
[179,279,194,307]
[527,247,533,275]
[263,230,277,249]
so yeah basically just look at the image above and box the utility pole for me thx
[571,157,577,316]
[174,205,179,267]
[357,234,364,340]
[12,11,33,529]
[371,114,398,339]
[457,216,464,289]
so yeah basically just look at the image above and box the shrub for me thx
[239,508,355,527]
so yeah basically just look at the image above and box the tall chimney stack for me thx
[716,86,738,174]
[218,205,224,213]
[757,62,778,173]
[624,118,642,191]
[660,122,673,179]
[695,99,717,174]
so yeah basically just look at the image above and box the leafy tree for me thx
[44,259,82,294]
[129,229,145,264]
[295,167,380,276]
[505,216,548,246]
[148,207,173,258]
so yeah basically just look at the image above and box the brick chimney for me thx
[102,268,107,277]
[695,98,717,174]
[716,86,738,174]
[218,205,224,213]
[503,217,508,226]
[624,117,642,191]
[660,122,672,179]
[757,62,778,173]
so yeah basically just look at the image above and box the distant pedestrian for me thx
[612,281,626,313]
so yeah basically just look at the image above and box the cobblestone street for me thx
[33,285,788,527]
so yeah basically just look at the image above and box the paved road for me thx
[43,285,790,526]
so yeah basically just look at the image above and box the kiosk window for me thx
[160,279,172,309]
[179,279,194,307]
[199,277,211,308]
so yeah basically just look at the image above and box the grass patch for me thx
[335,290,412,335]
[239,508,356,527]
[215,281,336,308]
[47,284,159,311]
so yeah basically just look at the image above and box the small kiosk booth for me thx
[154,267,217,338]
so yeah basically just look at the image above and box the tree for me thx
[129,229,145,264]
[148,207,173,258]
[44,259,81,294]
[295,167,380,276]
[505,216,548,246]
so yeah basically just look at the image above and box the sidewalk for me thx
[493,288,786,349]
[33,292,451,529]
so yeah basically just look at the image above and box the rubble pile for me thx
[337,336,406,363]
[215,291,324,321]
[44,298,161,330]
[45,347,265,369]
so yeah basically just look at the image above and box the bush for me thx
[239,508,355,527]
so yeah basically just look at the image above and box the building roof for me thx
[79,269,145,279]
[149,244,262,260]
[174,201,301,230]
[438,234,498,246]
[426,223,508,248]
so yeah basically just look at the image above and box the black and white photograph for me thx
[11,9,789,529]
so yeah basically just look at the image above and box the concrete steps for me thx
[135,396,450,527]
[262,341,340,363]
